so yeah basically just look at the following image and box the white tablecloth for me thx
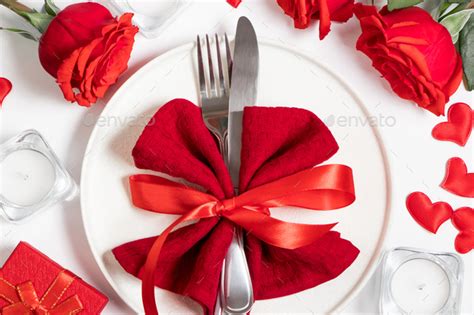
[1,1,472,313]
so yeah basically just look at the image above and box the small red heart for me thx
[0,77,12,107]
[432,102,473,146]
[441,157,474,198]
[406,192,453,233]
[452,207,473,254]
[452,207,474,231]
[454,230,474,254]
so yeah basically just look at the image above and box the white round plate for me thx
[81,40,391,314]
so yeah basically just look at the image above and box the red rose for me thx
[276,0,355,39]
[354,4,463,116]
[39,3,138,106]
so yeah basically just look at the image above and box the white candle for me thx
[126,0,178,17]
[0,149,56,206]
[391,259,450,314]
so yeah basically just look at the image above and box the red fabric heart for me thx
[406,192,453,233]
[0,77,12,107]
[112,99,359,314]
[452,207,474,254]
[432,102,473,146]
[454,231,474,254]
[452,207,474,231]
[441,157,474,198]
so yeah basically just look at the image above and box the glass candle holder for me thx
[380,247,463,315]
[100,0,190,38]
[0,130,77,223]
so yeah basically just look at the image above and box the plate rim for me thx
[80,38,393,314]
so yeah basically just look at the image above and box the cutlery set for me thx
[197,16,259,315]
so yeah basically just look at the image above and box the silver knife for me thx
[220,16,259,314]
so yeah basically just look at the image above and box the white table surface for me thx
[1,1,472,314]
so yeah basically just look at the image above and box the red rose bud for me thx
[354,4,463,116]
[39,2,138,107]
[276,0,355,39]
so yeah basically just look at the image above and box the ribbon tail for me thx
[141,205,217,315]
[0,278,20,304]
[226,209,337,249]
[40,270,76,309]
[49,295,83,315]
[142,218,186,315]
[16,281,40,308]
[2,302,30,315]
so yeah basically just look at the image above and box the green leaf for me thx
[0,27,38,41]
[387,0,424,11]
[452,32,460,43]
[429,1,447,20]
[440,9,474,43]
[0,0,53,33]
[459,14,474,90]
[438,2,471,20]
[42,0,59,16]
[15,10,53,33]
[436,2,454,19]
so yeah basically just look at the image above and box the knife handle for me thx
[220,227,254,314]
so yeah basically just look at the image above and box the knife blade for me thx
[220,16,259,314]
[228,17,259,186]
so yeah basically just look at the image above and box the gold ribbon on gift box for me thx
[0,270,83,314]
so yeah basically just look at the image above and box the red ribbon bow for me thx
[129,164,355,315]
[0,270,83,315]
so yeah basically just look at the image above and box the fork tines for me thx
[197,34,232,100]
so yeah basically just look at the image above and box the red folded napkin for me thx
[113,99,359,314]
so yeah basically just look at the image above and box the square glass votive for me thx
[101,0,190,38]
[0,130,77,223]
[380,247,463,315]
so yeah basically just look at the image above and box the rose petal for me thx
[0,77,12,107]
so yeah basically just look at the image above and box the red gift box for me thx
[0,242,108,314]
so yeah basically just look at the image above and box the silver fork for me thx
[197,34,232,154]
[197,34,252,315]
